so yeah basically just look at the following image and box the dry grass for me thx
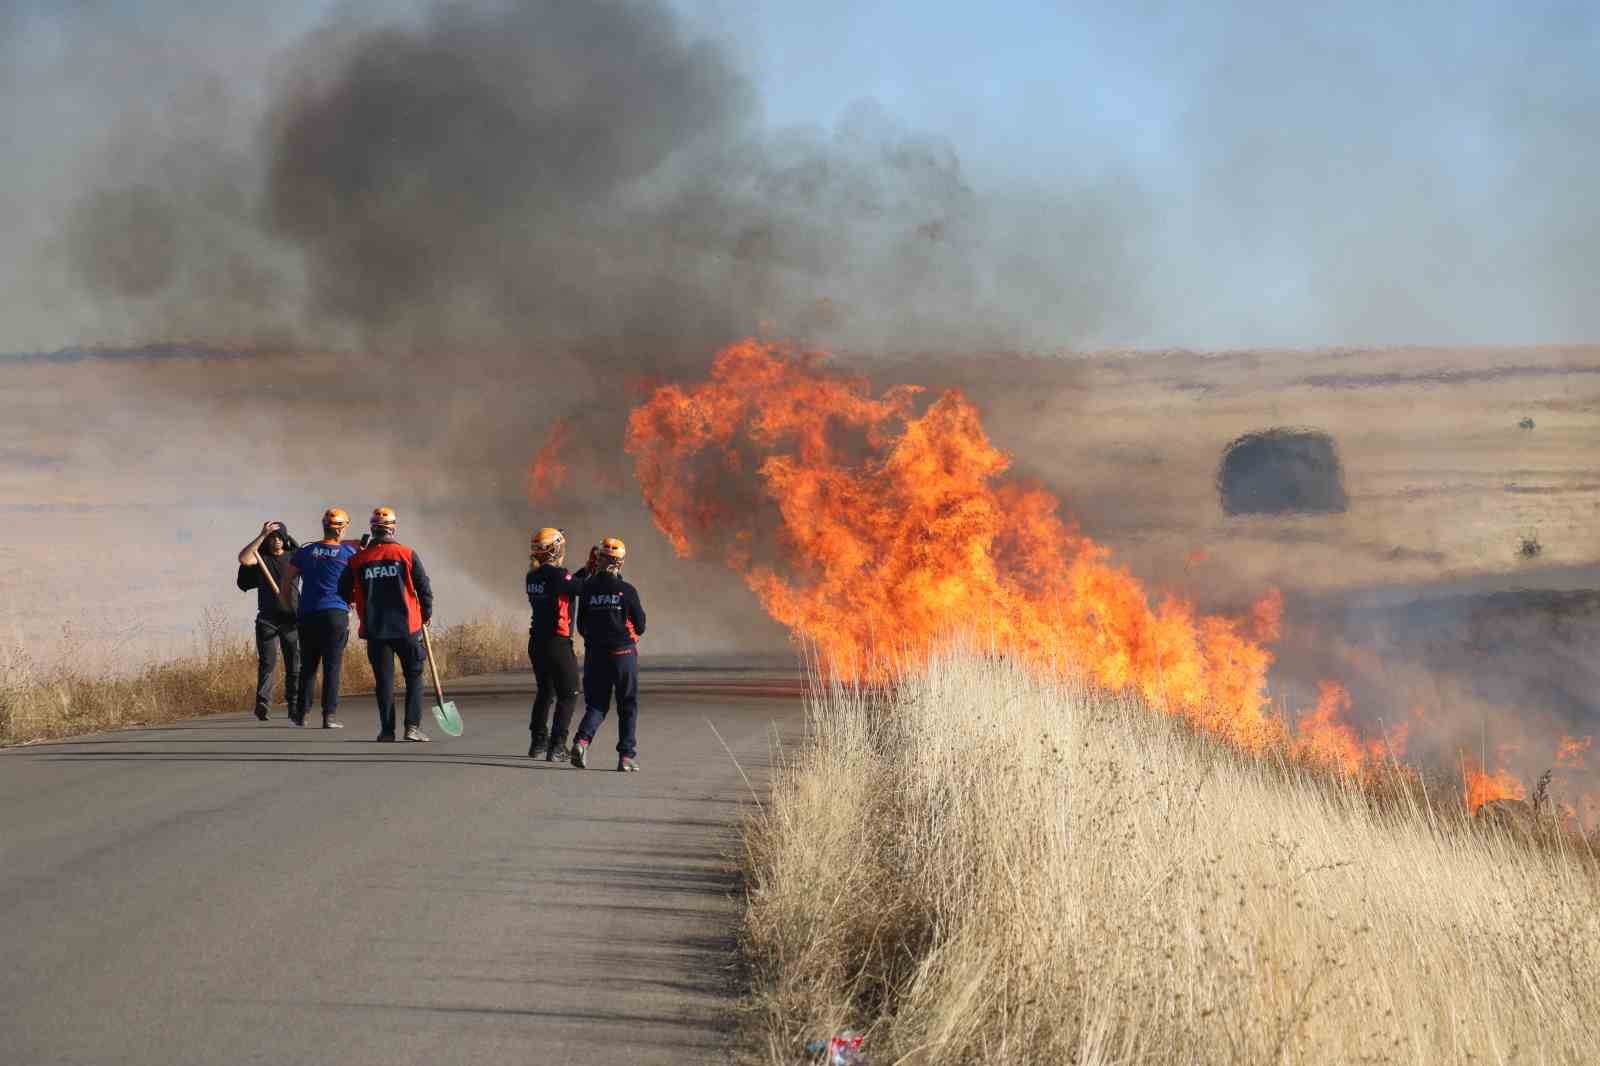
[0,611,525,746]
[743,654,1600,1064]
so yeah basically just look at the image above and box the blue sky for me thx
[690,0,1600,345]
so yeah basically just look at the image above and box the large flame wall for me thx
[628,339,1306,752]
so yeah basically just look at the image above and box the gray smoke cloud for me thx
[8,1,1600,355]
[5,0,1147,356]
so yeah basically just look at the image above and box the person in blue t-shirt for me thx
[283,507,361,729]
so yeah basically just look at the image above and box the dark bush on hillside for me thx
[1218,428,1348,515]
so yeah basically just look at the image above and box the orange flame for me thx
[526,419,573,505]
[628,339,1307,753]
[1292,681,1367,774]
[1378,720,1411,761]
[1556,734,1591,770]
[1463,761,1526,813]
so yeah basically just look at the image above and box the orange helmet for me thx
[530,526,565,562]
[322,507,350,531]
[596,537,626,564]
[370,506,398,533]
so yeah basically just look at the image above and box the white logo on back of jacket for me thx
[364,563,401,579]
[587,593,624,608]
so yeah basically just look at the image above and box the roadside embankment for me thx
[741,655,1600,1064]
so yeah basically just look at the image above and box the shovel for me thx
[420,624,463,736]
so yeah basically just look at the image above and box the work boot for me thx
[404,725,430,743]
[545,745,568,763]
[289,709,305,727]
[528,734,545,758]
[253,706,269,722]
[570,738,589,768]
[375,731,396,742]
[617,755,640,773]
[322,715,344,729]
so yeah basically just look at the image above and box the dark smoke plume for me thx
[263,1,755,346]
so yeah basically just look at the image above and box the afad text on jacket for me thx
[340,537,434,640]
[576,572,645,651]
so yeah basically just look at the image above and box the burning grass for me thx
[741,654,1600,1064]
[0,611,525,746]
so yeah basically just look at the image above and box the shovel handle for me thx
[421,623,446,703]
[255,557,281,598]
[250,552,291,616]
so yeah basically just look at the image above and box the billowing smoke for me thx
[262,1,751,348]
[10,1,1600,353]
[9,0,1143,359]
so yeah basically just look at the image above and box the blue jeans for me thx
[576,646,638,757]
[297,609,349,718]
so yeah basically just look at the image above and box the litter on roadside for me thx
[804,1030,867,1065]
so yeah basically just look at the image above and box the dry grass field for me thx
[899,344,1600,796]
[926,344,1600,594]
[1,344,1595,771]
[7,344,1595,624]
[743,653,1600,1065]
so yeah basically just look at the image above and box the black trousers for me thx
[576,646,639,757]
[253,617,300,715]
[528,636,580,750]
[297,609,350,718]
[367,633,426,735]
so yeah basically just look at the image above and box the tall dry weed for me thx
[743,654,1600,1064]
[0,611,525,746]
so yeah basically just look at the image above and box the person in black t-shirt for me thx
[525,527,589,761]
[237,521,301,722]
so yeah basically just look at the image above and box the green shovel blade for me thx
[432,700,463,736]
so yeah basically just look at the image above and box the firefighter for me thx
[236,520,300,721]
[282,507,360,729]
[525,527,589,761]
[570,537,646,772]
[340,507,434,742]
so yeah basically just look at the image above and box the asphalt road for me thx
[0,666,802,1066]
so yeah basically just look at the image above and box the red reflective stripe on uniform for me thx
[625,620,638,642]
[399,544,421,633]
[350,541,422,634]
[557,597,571,638]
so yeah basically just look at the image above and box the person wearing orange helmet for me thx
[236,520,301,721]
[282,506,361,728]
[570,537,647,772]
[525,527,591,761]
[340,507,435,742]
